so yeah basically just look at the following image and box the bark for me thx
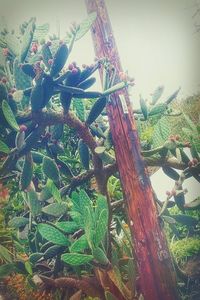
[85,0,180,299]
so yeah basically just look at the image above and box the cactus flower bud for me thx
[2,48,9,56]
[192,158,198,165]
[48,59,53,65]
[188,161,193,168]
[71,68,78,74]
[1,77,7,84]
[171,189,176,196]
[19,125,27,132]
[68,63,74,70]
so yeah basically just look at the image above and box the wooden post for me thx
[85,1,180,299]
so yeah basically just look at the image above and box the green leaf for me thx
[0,263,15,278]
[0,140,10,154]
[2,100,19,131]
[70,234,89,253]
[0,245,12,263]
[105,291,118,300]
[8,217,29,229]
[25,261,33,275]
[75,12,97,41]
[56,221,80,234]
[42,203,67,217]
[37,223,69,246]
[61,253,93,266]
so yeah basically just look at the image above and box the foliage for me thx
[0,12,199,300]
[170,237,200,264]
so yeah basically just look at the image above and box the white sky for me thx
[0,0,199,202]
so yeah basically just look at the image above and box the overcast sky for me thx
[0,0,199,201]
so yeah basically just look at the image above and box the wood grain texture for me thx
[85,0,180,299]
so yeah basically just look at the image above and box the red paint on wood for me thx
[85,1,180,299]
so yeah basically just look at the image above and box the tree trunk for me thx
[85,1,180,299]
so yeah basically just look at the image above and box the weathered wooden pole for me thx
[85,1,180,299]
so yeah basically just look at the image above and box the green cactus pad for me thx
[56,221,80,234]
[140,96,148,120]
[86,97,106,125]
[92,247,109,265]
[70,234,89,253]
[20,19,35,62]
[51,124,64,140]
[31,151,44,164]
[21,63,35,78]
[41,44,53,70]
[77,77,96,90]
[50,44,68,77]
[44,245,64,260]
[95,209,108,247]
[2,100,19,131]
[20,152,33,191]
[29,253,43,264]
[8,217,29,229]
[42,203,67,217]
[61,253,93,266]
[30,79,45,112]
[170,214,198,227]
[78,139,90,170]
[13,58,32,90]
[27,189,41,217]
[162,167,180,181]
[75,12,97,41]
[73,98,85,121]
[37,223,69,246]
[42,156,60,183]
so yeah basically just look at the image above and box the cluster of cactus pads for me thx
[0,15,136,299]
[0,12,199,300]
